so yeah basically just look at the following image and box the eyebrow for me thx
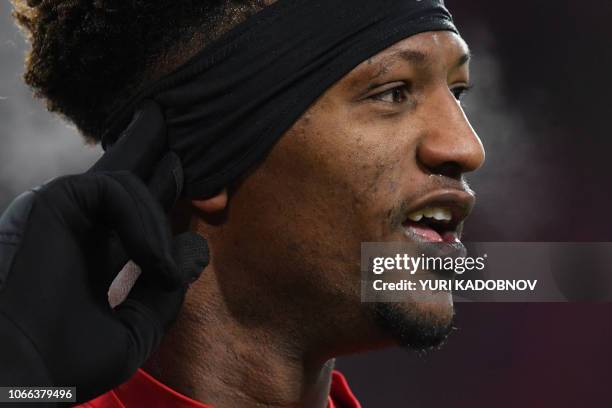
[454,51,472,69]
[389,48,472,69]
[360,47,472,87]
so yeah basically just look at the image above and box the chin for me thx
[370,291,455,352]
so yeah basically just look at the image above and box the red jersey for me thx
[78,369,361,408]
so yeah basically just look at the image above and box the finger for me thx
[114,232,209,373]
[147,152,184,211]
[64,172,181,289]
[100,152,184,279]
[170,232,210,287]
[88,100,167,180]
[89,102,181,276]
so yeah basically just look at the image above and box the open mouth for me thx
[401,191,474,244]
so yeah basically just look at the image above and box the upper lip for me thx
[402,189,476,231]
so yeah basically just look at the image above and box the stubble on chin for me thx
[370,301,456,353]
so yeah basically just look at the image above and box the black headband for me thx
[102,0,458,198]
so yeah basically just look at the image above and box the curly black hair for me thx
[11,0,272,142]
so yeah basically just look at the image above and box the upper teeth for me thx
[407,207,452,223]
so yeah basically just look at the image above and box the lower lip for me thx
[402,222,460,244]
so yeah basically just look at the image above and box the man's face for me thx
[204,31,484,355]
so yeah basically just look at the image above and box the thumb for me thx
[114,232,209,372]
[90,100,167,179]
[103,152,184,277]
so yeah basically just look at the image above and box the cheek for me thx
[221,111,363,270]
[215,99,418,282]
[290,106,419,238]
[258,104,398,243]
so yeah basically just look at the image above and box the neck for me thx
[144,266,336,408]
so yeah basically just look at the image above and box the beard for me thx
[370,301,455,352]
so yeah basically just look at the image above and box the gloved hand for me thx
[0,101,208,405]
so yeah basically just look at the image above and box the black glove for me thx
[0,101,208,405]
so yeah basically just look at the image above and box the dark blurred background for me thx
[2,1,611,406]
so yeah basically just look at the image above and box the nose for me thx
[417,89,485,179]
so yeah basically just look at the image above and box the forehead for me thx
[346,31,470,81]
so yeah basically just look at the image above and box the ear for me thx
[191,189,228,213]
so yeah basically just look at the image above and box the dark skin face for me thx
[146,31,485,407]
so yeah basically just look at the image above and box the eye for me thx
[370,84,410,104]
[451,85,472,101]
